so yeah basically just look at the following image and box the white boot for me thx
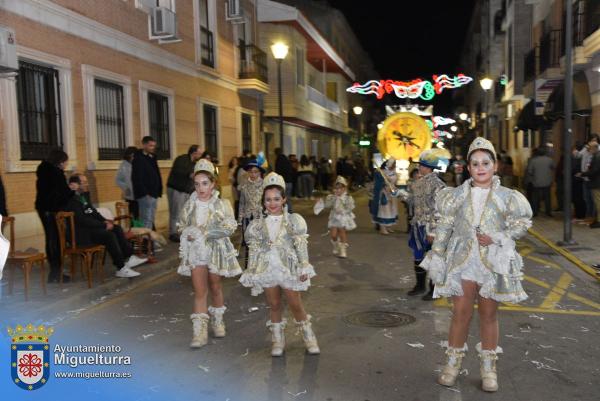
[208,306,227,338]
[338,242,348,258]
[330,239,339,255]
[478,345,501,392]
[189,313,209,348]
[295,315,320,355]
[266,319,286,357]
[438,344,468,387]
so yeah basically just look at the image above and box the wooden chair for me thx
[113,202,155,260]
[2,216,47,301]
[55,211,106,288]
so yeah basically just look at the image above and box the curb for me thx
[528,228,600,281]
[10,250,181,323]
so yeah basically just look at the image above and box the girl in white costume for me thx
[318,175,356,258]
[421,137,532,392]
[177,159,242,348]
[240,172,320,357]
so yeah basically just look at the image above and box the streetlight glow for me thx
[271,42,289,60]
[377,123,383,130]
[353,106,363,115]
[459,112,468,121]
[450,125,458,132]
[479,77,493,91]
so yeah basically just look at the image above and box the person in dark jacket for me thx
[166,145,202,242]
[66,174,147,277]
[580,142,600,228]
[0,174,7,217]
[35,149,74,283]
[132,136,163,230]
[274,147,294,213]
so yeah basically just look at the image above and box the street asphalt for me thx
[2,192,600,401]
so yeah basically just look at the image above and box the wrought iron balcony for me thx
[539,30,562,73]
[524,47,538,82]
[238,43,268,83]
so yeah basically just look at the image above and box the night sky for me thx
[326,0,477,114]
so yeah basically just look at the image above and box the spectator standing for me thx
[115,146,139,219]
[318,157,331,191]
[526,147,555,217]
[35,149,74,283]
[166,145,202,242]
[132,136,163,230]
[0,174,7,217]
[577,135,600,220]
[274,147,294,213]
[580,142,600,227]
[572,143,587,220]
[297,155,315,199]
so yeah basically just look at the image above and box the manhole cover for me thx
[343,311,416,328]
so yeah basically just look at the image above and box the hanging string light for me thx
[346,74,473,100]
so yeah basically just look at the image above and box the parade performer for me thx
[420,137,532,392]
[317,176,356,258]
[369,157,399,234]
[240,172,320,357]
[177,159,242,348]
[237,159,264,268]
[399,150,447,300]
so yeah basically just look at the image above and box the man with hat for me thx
[400,149,447,300]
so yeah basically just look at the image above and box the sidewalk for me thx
[0,240,182,324]
[530,213,600,279]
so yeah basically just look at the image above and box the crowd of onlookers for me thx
[4,134,600,285]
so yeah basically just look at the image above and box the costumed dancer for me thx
[239,172,320,357]
[398,150,447,300]
[177,159,242,348]
[369,157,399,235]
[317,176,356,258]
[420,137,532,392]
[237,159,265,268]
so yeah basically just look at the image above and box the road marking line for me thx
[539,273,573,309]
[497,305,600,316]
[523,275,552,289]
[567,293,600,310]
[524,255,562,270]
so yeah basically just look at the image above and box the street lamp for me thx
[450,125,458,132]
[271,42,289,150]
[479,77,493,138]
[459,112,468,121]
[352,106,363,115]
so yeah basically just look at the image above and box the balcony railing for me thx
[200,27,214,68]
[238,42,268,83]
[585,0,600,37]
[524,47,538,82]
[562,1,588,52]
[307,86,340,114]
[539,30,562,73]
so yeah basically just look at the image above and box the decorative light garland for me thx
[346,74,473,100]
[431,116,456,128]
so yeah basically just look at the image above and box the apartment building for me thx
[0,0,269,249]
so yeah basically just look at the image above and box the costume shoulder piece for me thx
[435,185,464,216]
[287,212,308,236]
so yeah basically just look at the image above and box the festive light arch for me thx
[346,74,473,100]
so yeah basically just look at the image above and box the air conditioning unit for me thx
[0,26,18,73]
[150,7,177,39]
[226,0,244,23]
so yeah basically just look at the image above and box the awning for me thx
[544,71,591,120]
[516,99,546,131]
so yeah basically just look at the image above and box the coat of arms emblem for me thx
[8,323,53,390]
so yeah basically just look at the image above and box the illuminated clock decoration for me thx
[377,112,432,160]
[347,74,473,100]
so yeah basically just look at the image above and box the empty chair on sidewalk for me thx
[3,215,47,300]
[55,211,106,288]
